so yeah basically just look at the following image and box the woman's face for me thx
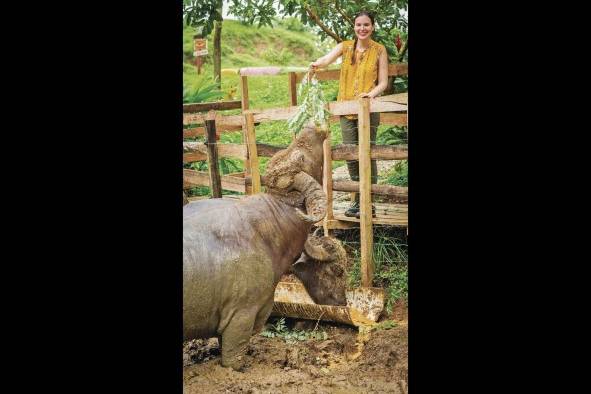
[354,15,373,40]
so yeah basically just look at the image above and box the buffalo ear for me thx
[292,252,309,272]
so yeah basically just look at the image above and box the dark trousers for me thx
[340,113,380,203]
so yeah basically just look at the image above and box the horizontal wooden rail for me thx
[332,144,407,161]
[329,98,407,116]
[183,169,246,193]
[184,113,243,126]
[183,142,247,161]
[183,100,242,113]
[379,113,407,126]
[242,95,407,123]
[183,141,408,162]
[332,181,408,201]
[182,142,284,162]
[183,124,243,139]
[296,63,408,83]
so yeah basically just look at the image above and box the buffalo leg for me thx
[220,310,257,370]
[252,296,274,334]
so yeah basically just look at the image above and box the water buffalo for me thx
[183,125,346,370]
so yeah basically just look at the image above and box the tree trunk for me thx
[213,19,222,87]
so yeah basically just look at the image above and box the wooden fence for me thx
[183,63,408,286]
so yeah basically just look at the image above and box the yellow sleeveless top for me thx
[338,39,385,119]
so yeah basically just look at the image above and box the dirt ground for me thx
[183,302,407,394]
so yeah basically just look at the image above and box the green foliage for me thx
[262,48,295,65]
[287,72,331,134]
[374,320,398,331]
[228,0,277,28]
[382,160,408,187]
[320,79,339,102]
[393,76,408,93]
[183,0,223,35]
[377,126,407,145]
[276,16,306,32]
[183,74,224,103]
[261,318,329,343]
[226,0,408,60]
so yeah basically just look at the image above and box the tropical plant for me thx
[183,75,224,103]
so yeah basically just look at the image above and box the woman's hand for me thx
[358,92,374,98]
[309,61,321,70]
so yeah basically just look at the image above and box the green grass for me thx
[339,227,408,315]
[183,20,324,69]
[260,317,329,343]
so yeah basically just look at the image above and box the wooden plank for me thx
[183,100,242,113]
[183,169,246,193]
[358,98,374,288]
[332,214,408,227]
[289,72,297,106]
[379,113,407,126]
[205,119,222,198]
[183,124,242,138]
[329,98,407,116]
[332,144,407,161]
[183,152,205,162]
[317,203,408,228]
[183,169,209,188]
[244,106,300,122]
[388,63,408,77]
[323,129,334,236]
[184,113,243,127]
[332,181,408,201]
[244,113,261,193]
[313,219,358,230]
[380,93,407,105]
[242,99,405,123]
[295,63,408,82]
[183,142,247,160]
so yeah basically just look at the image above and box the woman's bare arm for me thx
[310,43,344,69]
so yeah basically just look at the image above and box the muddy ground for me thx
[183,303,407,394]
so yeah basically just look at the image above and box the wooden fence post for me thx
[358,98,374,287]
[322,127,334,237]
[205,111,222,198]
[240,75,254,194]
[244,113,261,193]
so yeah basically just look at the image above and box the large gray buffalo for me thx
[183,125,347,370]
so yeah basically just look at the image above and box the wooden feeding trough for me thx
[273,281,385,327]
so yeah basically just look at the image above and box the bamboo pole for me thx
[358,98,374,287]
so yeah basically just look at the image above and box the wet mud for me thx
[183,314,408,394]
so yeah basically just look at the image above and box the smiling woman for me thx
[309,10,389,218]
